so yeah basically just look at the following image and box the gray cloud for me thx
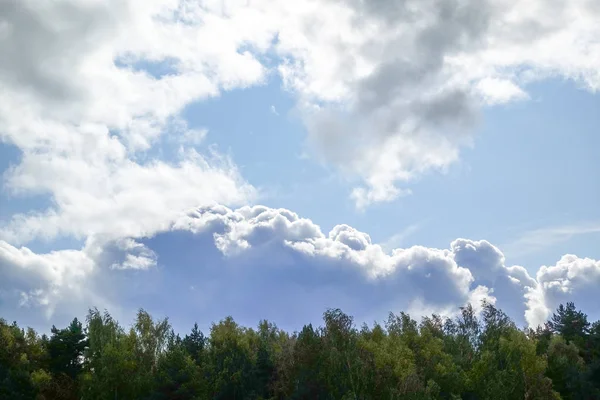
[274,0,600,206]
[1,0,599,334]
[2,205,600,332]
[0,0,122,102]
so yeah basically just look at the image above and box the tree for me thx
[291,324,327,399]
[545,335,591,399]
[81,309,138,400]
[584,321,600,394]
[480,302,515,353]
[43,318,88,399]
[133,309,171,374]
[149,335,205,400]
[182,323,205,365]
[206,316,255,400]
[548,302,590,346]
[321,308,361,399]
[0,319,37,400]
[252,320,279,399]
[47,318,87,380]
[471,328,559,400]
[2,301,600,400]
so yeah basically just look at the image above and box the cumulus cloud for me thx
[170,205,600,328]
[0,234,166,329]
[1,0,598,331]
[0,240,97,320]
[526,255,600,327]
[2,0,599,229]
[1,147,253,244]
[451,239,538,326]
[270,0,600,206]
[0,0,267,246]
[2,204,600,331]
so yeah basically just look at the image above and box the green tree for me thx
[0,320,37,400]
[133,309,171,375]
[81,309,138,400]
[470,328,559,400]
[548,302,590,346]
[47,318,87,387]
[3,301,600,400]
[148,333,206,400]
[545,335,596,399]
[291,323,328,399]
[182,322,205,365]
[206,316,255,400]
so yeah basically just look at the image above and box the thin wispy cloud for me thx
[503,222,600,258]
[380,222,424,253]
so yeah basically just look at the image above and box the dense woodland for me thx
[1,301,599,399]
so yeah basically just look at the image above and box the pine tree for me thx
[182,322,205,365]
[548,302,590,346]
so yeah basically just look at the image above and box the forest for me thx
[1,301,599,400]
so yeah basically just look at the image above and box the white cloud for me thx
[0,0,267,245]
[268,0,600,206]
[2,0,599,244]
[0,0,599,330]
[270,105,279,116]
[476,78,529,105]
[1,0,599,250]
[0,239,97,319]
[170,205,599,327]
[1,147,254,244]
[526,255,600,327]
[173,206,600,328]
[2,204,599,331]
[108,238,157,271]
[0,234,162,327]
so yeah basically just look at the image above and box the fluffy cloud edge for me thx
[3,0,600,219]
[2,204,599,331]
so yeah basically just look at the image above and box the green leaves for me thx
[47,318,87,380]
[1,301,600,399]
[549,302,590,348]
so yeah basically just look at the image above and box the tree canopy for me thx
[1,301,599,399]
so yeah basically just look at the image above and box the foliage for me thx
[1,301,600,399]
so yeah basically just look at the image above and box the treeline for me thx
[2,302,600,399]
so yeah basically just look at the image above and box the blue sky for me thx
[178,76,600,271]
[1,0,600,335]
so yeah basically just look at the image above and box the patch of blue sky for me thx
[0,142,52,222]
[180,74,356,227]
[0,142,85,253]
[4,72,596,275]
[114,56,180,79]
[359,78,600,271]
[176,73,599,276]
[26,237,87,254]
[239,34,281,68]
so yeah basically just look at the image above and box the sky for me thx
[0,0,599,335]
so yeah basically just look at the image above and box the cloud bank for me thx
[1,0,599,331]
[2,205,600,332]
